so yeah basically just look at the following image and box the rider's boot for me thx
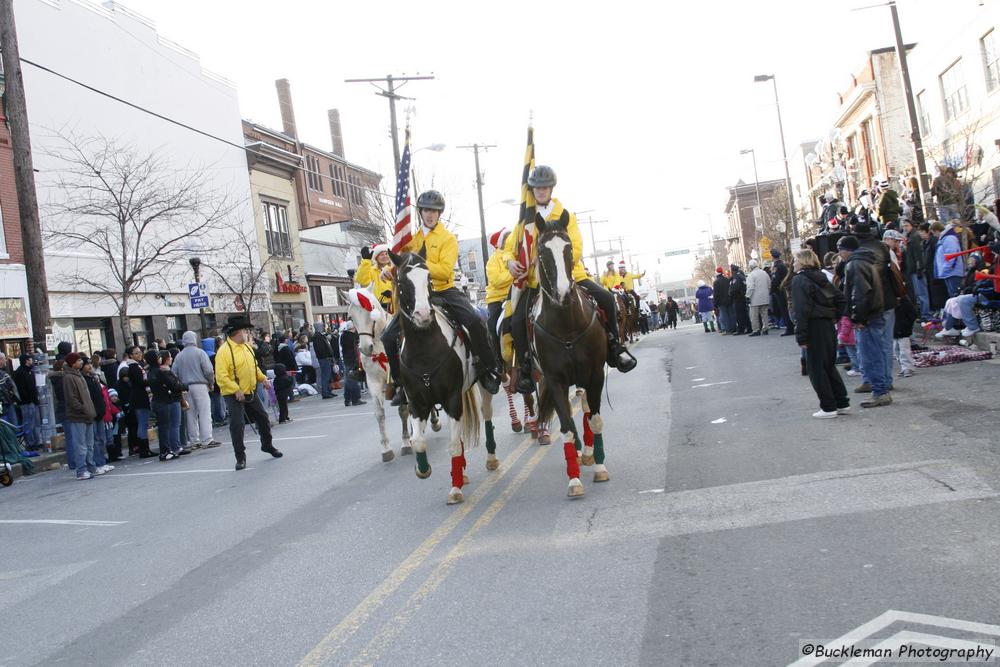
[475,359,502,395]
[390,382,408,407]
[610,340,637,373]
[514,358,536,395]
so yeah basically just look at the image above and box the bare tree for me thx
[201,221,273,320]
[691,253,717,286]
[925,117,991,218]
[41,133,241,344]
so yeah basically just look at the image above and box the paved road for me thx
[2,324,999,666]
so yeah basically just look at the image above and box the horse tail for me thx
[461,384,482,448]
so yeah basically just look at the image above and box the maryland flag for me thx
[511,126,536,290]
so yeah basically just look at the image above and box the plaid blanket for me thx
[912,345,993,368]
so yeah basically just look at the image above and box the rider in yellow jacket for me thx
[504,165,636,394]
[617,261,645,311]
[355,242,395,313]
[600,261,622,290]
[379,190,501,406]
[485,228,513,368]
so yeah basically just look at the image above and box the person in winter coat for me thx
[665,297,679,329]
[791,249,849,418]
[173,331,219,450]
[695,281,716,332]
[876,180,902,229]
[339,322,365,407]
[81,357,111,474]
[902,220,930,319]
[746,260,772,336]
[147,350,188,461]
[711,268,731,333]
[932,220,965,297]
[919,223,948,313]
[839,235,892,407]
[893,296,918,378]
[13,354,40,449]
[62,353,99,480]
[113,366,140,457]
[728,265,750,334]
[770,250,793,335]
[123,345,154,457]
[312,323,337,399]
[272,363,293,423]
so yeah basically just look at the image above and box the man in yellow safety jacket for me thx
[380,190,502,406]
[504,165,636,394]
[215,314,283,470]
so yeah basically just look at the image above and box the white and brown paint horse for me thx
[390,251,484,505]
[531,219,609,498]
[348,288,413,462]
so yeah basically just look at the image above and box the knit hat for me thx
[770,249,781,259]
[882,229,905,242]
[749,259,759,268]
[837,235,860,251]
[488,228,509,249]
[64,352,81,367]
[181,331,198,347]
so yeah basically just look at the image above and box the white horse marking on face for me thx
[543,236,572,301]
[407,265,432,325]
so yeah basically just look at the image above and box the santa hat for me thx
[371,242,390,257]
[488,228,509,250]
[618,261,626,269]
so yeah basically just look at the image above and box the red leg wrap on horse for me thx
[583,412,594,447]
[451,456,464,488]
[564,442,580,479]
[506,389,517,419]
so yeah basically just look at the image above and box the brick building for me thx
[723,178,787,268]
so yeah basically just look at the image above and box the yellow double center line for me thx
[298,401,579,667]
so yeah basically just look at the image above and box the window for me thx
[982,29,1000,91]
[309,285,323,307]
[273,303,306,331]
[467,251,478,273]
[329,164,341,197]
[166,316,185,343]
[861,119,878,182]
[940,59,969,121]
[263,201,292,258]
[306,155,323,191]
[916,91,932,137]
[128,316,153,348]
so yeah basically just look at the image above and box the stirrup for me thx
[514,364,535,395]
[613,345,637,373]
[390,385,408,406]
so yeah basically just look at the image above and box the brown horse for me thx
[614,290,638,343]
[531,219,608,498]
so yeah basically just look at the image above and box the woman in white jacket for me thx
[746,259,773,336]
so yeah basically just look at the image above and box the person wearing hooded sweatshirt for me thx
[746,259,772,336]
[173,331,219,449]
[711,267,731,334]
[62,353,99,479]
[932,220,965,298]
[13,354,40,449]
[791,249,849,418]
[695,280,715,332]
[839,235,891,407]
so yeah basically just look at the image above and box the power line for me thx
[16,55,399,202]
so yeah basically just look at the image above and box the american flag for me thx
[391,132,413,253]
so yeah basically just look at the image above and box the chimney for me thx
[328,109,345,158]
[275,78,298,139]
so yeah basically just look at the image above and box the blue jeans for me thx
[909,273,930,319]
[344,376,361,405]
[66,420,95,476]
[857,316,889,397]
[844,343,860,371]
[93,423,109,467]
[945,294,980,332]
[135,407,150,440]
[19,403,40,448]
[211,390,227,423]
[152,401,182,454]
[319,358,334,397]
[717,306,729,332]
[943,275,963,298]
[881,309,896,383]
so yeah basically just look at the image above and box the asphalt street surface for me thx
[2,322,999,666]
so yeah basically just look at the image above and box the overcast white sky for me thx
[120,0,957,281]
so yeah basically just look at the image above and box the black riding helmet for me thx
[527,165,557,188]
[416,190,446,212]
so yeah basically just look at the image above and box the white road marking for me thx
[685,366,696,369]
[691,380,736,389]
[106,469,248,477]
[638,488,665,494]
[788,610,1000,667]
[286,413,374,422]
[692,377,705,381]
[0,519,126,526]
[711,418,727,424]
[216,435,330,446]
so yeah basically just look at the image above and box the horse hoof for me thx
[415,464,432,479]
[581,454,595,466]
[486,455,499,471]
[594,470,610,483]
[382,450,395,463]
[463,474,470,486]
[447,489,464,505]
[567,479,585,498]
[538,433,551,446]
[527,420,538,435]
[431,420,442,433]
[511,420,522,433]
[400,445,414,456]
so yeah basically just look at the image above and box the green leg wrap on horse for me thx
[485,420,496,454]
[594,433,605,464]
[415,451,430,474]
[574,432,582,451]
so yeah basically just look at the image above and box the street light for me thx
[754,74,796,253]
[739,148,764,259]
[683,206,719,266]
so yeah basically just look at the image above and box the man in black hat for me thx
[215,314,282,470]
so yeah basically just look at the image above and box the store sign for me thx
[320,285,340,306]
[0,298,30,338]
[275,271,307,294]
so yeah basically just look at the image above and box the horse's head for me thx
[390,250,434,328]
[537,221,575,304]
[347,288,386,355]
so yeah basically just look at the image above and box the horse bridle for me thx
[536,243,572,305]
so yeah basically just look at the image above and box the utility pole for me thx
[583,216,608,275]
[457,143,497,286]
[344,74,434,177]
[0,0,50,350]
[889,1,931,218]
